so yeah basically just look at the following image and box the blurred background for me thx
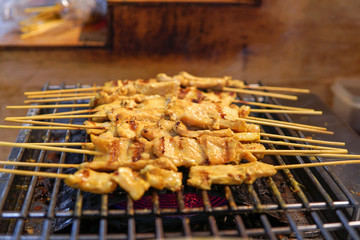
[0,0,360,160]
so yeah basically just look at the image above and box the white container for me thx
[332,78,360,133]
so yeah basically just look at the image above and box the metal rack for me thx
[0,83,359,239]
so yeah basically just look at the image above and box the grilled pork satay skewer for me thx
[5,111,327,134]
[23,72,308,96]
[86,133,349,172]
[157,72,306,97]
[23,87,312,113]
[0,157,178,171]
[2,160,360,196]
[84,119,336,151]
[174,71,310,93]
[0,165,180,199]
[24,90,297,103]
[187,159,357,190]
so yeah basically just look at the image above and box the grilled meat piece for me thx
[112,167,150,200]
[157,72,244,90]
[90,80,180,106]
[152,136,205,167]
[140,165,182,192]
[91,135,154,164]
[84,119,260,144]
[187,161,277,190]
[177,86,237,106]
[81,157,178,172]
[152,135,265,167]
[166,99,250,131]
[65,168,117,194]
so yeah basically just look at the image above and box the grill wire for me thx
[0,83,359,239]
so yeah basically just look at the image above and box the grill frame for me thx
[0,83,359,239]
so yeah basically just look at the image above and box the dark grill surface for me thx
[0,83,359,239]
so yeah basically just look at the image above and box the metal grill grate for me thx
[0,83,359,239]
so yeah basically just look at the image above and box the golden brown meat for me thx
[106,107,165,123]
[81,157,178,172]
[152,135,265,166]
[64,168,117,194]
[177,86,237,106]
[116,120,155,138]
[83,121,115,136]
[140,165,182,192]
[90,135,154,164]
[90,80,180,106]
[174,121,260,141]
[141,119,177,140]
[187,161,277,190]
[111,167,150,200]
[152,136,205,167]
[157,72,244,90]
[166,99,250,131]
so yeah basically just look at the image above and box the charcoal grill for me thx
[1,82,360,239]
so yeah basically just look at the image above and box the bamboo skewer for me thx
[6,104,91,109]
[241,85,310,93]
[27,93,97,99]
[24,96,94,104]
[0,168,69,179]
[31,142,93,147]
[5,119,108,130]
[233,100,314,111]
[260,133,345,146]
[250,109,322,115]
[31,109,98,116]
[223,87,298,100]
[0,160,79,169]
[239,117,333,135]
[0,141,101,155]
[274,160,360,170]
[249,116,327,131]
[0,125,83,130]
[24,87,104,95]
[259,140,344,150]
[249,149,348,155]
[314,154,360,159]
[5,115,106,121]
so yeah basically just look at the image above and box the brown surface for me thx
[109,0,360,87]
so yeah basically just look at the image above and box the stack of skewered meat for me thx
[65,72,277,200]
